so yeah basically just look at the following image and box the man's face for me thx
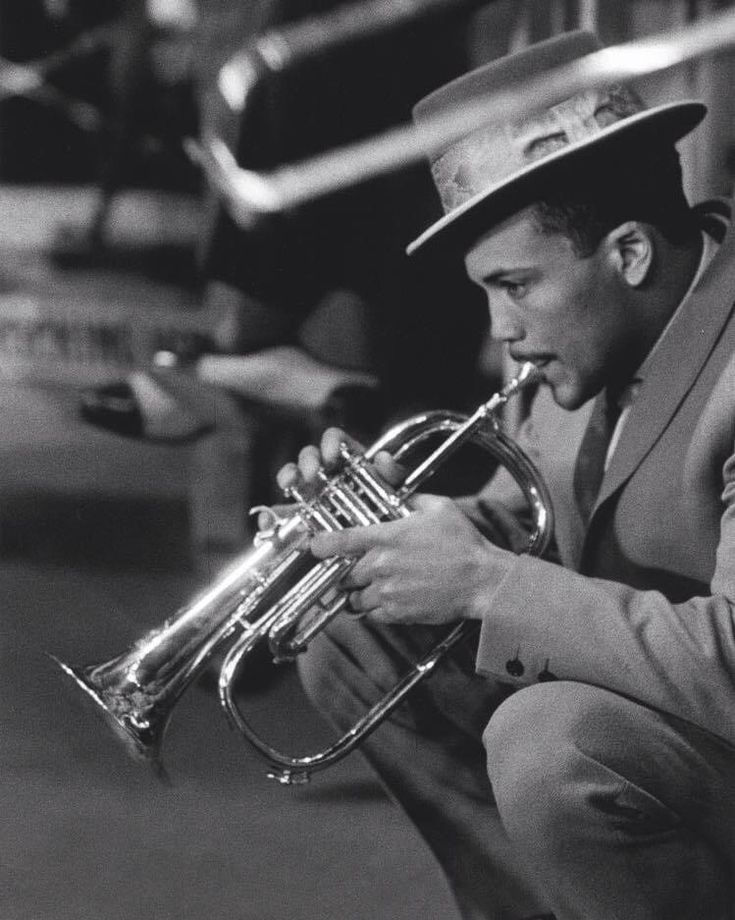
[464,207,637,410]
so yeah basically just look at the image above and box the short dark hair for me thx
[530,144,697,257]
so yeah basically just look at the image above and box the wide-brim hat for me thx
[407,31,706,256]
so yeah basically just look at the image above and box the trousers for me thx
[298,614,735,920]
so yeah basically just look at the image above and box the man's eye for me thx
[502,281,527,299]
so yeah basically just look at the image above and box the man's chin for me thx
[546,377,588,412]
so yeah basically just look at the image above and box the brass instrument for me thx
[53,362,552,784]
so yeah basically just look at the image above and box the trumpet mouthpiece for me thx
[502,362,543,398]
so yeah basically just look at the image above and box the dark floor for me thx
[0,186,457,920]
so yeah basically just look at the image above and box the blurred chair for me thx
[188,0,487,553]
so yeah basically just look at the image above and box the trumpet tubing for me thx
[54,363,552,784]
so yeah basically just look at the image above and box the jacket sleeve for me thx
[474,447,735,747]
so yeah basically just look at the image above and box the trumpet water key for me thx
[53,362,553,784]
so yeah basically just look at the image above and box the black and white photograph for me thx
[2,2,735,918]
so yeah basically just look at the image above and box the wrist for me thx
[464,542,514,620]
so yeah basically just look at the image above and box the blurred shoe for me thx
[80,370,215,443]
[49,221,110,269]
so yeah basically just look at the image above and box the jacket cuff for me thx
[473,554,562,685]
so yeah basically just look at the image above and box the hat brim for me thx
[406,100,706,257]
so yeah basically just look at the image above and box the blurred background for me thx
[1,1,735,918]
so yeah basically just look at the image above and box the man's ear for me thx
[604,221,653,288]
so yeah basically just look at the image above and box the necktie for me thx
[573,389,621,524]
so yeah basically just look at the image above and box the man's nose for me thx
[487,301,524,343]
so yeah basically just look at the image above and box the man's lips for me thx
[510,354,552,370]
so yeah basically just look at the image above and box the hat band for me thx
[431,85,644,213]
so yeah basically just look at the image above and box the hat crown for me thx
[413,31,602,126]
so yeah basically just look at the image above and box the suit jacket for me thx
[474,200,735,747]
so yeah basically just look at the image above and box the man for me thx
[277,31,735,920]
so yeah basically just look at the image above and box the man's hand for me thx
[310,493,513,625]
[261,426,401,531]
[275,426,402,498]
[270,426,515,626]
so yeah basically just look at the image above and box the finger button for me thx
[505,650,524,677]
[537,659,557,682]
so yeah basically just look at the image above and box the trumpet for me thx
[53,363,552,785]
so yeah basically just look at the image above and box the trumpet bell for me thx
[49,512,318,777]
[51,654,169,775]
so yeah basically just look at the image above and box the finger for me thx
[257,503,294,531]
[339,557,372,589]
[311,524,382,558]
[365,607,401,625]
[257,508,275,531]
[477,498,531,552]
[297,444,324,484]
[320,427,361,468]
[346,588,380,615]
[276,461,301,494]
[488,505,529,552]
[372,449,405,488]
[407,493,452,513]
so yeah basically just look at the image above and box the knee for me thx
[483,682,613,842]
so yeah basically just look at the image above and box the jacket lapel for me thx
[589,208,735,523]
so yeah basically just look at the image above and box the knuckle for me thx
[372,552,387,575]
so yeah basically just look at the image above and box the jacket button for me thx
[537,659,557,682]
[505,653,524,677]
